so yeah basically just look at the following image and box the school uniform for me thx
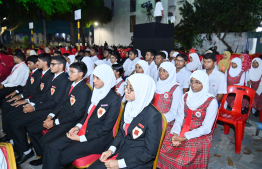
[91,55,99,63]
[114,77,125,98]
[103,58,112,66]
[123,57,140,77]
[27,80,92,157]
[158,70,218,169]
[136,60,151,76]
[176,67,191,92]
[82,57,94,79]
[148,60,158,82]
[185,53,202,72]
[42,64,121,169]
[8,72,69,154]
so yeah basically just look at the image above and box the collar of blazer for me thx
[67,80,85,95]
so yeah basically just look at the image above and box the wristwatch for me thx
[25,99,30,103]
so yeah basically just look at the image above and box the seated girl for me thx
[186,53,202,72]
[112,64,125,98]
[135,60,150,75]
[123,49,140,77]
[89,74,162,169]
[86,60,105,88]
[218,51,231,73]
[157,70,218,169]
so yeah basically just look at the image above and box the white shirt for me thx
[171,94,218,140]
[91,55,99,63]
[115,77,125,97]
[103,58,112,66]
[1,62,30,87]
[123,58,140,76]
[52,71,64,81]
[205,69,227,96]
[246,71,262,95]
[154,2,163,17]
[225,70,245,86]
[176,67,191,91]
[148,60,159,82]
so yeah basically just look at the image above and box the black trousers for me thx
[0,86,22,106]
[27,120,76,156]
[155,16,162,23]
[9,109,50,154]
[89,159,146,169]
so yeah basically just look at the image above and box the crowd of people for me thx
[0,43,261,168]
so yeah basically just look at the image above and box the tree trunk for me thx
[70,21,76,46]
[42,11,47,47]
[216,33,233,53]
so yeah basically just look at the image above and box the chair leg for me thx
[242,123,246,141]
[224,123,230,135]
[235,121,243,154]
[260,110,262,122]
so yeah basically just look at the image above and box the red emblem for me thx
[134,130,139,136]
[40,83,44,90]
[51,88,55,95]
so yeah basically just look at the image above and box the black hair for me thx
[130,49,138,56]
[112,52,121,63]
[14,50,23,56]
[79,50,85,54]
[146,49,156,57]
[38,53,51,67]
[63,53,69,57]
[15,52,26,61]
[91,47,98,53]
[104,49,112,55]
[203,53,217,62]
[85,51,90,55]
[156,52,166,60]
[75,55,83,62]
[26,55,38,63]
[69,62,87,77]
[54,51,62,56]
[51,55,66,69]
[112,64,124,77]
[176,53,188,62]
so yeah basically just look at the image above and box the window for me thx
[130,15,136,32]
[130,0,136,12]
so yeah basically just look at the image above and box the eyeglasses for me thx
[50,63,61,66]
[175,59,185,63]
[124,85,134,94]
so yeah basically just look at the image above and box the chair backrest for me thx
[220,85,256,118]
[0,143,16,169]
[153,110,167,169]
[86,83,93,91]
[113,102,124,137]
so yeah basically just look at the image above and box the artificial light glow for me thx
[94,22,98,26]
[3,17,6,20]
[256,27,262,32]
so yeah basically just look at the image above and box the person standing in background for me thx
[154,0,164,23]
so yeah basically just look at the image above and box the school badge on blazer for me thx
[30,77,34,84]
[40,83,44,90]
[97,107,106,118]
[132,126,143,139]
[51,86,56,95]
[70,95,76,106]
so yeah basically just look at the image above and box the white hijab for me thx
[30,50,37,56]
[229,58,242,77]
[248,58,262,81]
[135,60,150,75]
[162,50,169,60]
[94,60,105,66]
[82,56,94,78]
[124,74,156,123]
[172,52,179,57]
[186,53,202,71]
[186,70,213,110]
[90,64,116,107]
[156,62,179,94]
[137,49,143,59]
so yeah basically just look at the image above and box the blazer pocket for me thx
[132,126,143,139]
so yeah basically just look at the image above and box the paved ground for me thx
[1,113,261,169]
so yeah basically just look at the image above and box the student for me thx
[246,58,262,116]
[81,55,94,80]
[171,51,179,64]
[218,51,231,73]
[136,49,144,60]
[89,74,162,169]
[157,70,218,169]
[84,50,91,57]
[112,64,125,98]
[240,53,251,72]
[53,51,62,56]
[203,53,227,103]
[123,49,140,77]
[74,55,84,62]
[153,62,182,131]
[135,60,150,75]
[90,47,99,62]
[145,49,158,82]
[87,60,105,88]
[8,56,70,164]
[42,64,121,169]
[27,62,92,166]
[155,52,166,68]
[78,50,85,57]
[64,54,75,75]
[186,53,202,72]
[175,53,191,94]
[103,49,113,65]
[0,52,29,105]
[169,50,176,63]
[110,52,121,65]
[162,50,169,60]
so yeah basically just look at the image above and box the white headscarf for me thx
[186,53,202,71]
[248,58,262,81]
[156,62,179,94]
[136,49,143,59]
[135,60,150,75]
[94,60,105,66]
[30,50,37,56]
[229,58,242,77]
[162,50,169,60]
[172,52,179,57]
[81,56,94,78]
[45,47,50,54]
[124,74,156,123]
[186,70,213,110]
[91,64,116,106]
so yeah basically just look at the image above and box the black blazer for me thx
[112,104,162,169]
[52,80,92,125]
[34,72,70,111]
[29,69,53,103]
[17,69,42,98]
[79,90,121,149]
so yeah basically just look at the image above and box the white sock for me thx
[23,148,31,155]
[252,108,257,114]
[9,139,14,145]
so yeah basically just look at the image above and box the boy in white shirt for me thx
[145,49,158,82]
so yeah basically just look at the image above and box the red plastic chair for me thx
[260,110,262,122]
[218,85,255,154]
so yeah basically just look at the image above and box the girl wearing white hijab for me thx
[136,49,144,60]
[42,64,121,169]
[158,70,218,169]
[186,53,202,72]
[171,51,179,64]
[123,49,140,77]
[85,60,103,88]
[162,50,169,60]
[153,62,182,125]
[246,58,262,114]
[135,60,151,75]
[89,74,162,169]
[225,57,245,86]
